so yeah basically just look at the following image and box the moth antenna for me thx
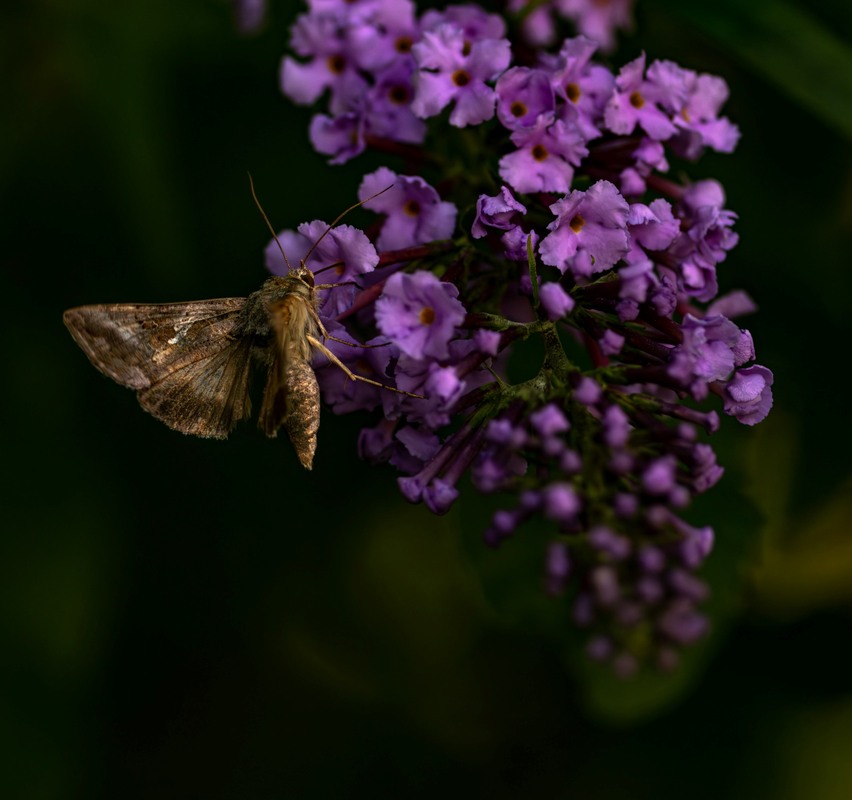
[248,172,292,272]
[302,184,394,266]
[313,261,344,276]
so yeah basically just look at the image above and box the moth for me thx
[63,180,417,470]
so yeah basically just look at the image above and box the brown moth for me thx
[63,182,417,470]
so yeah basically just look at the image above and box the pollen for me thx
[569,214,585,233]
[404,199,421,217]
[419,306,436,325]
[452,69,471,87]
[565,82,581,103]
[510,101,527,118]
[531,144,549,161]
[629,91,645,109]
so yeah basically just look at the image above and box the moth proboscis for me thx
[63,180,421,470]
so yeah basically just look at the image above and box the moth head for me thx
[291,265,315,288]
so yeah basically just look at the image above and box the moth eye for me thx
[303,271,315,288]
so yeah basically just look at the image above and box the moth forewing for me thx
[62,299,253,439]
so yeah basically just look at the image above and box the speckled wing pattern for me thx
[63,299,253,439]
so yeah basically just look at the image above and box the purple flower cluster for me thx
[267,1,773,673]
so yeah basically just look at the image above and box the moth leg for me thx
[326,334,390,349]
[306,305,390,350]
[315,281,360,290]
[306,335,424,399]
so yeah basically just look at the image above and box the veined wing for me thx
[64,298,253,439]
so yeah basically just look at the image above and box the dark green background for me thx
[2,0,852,797]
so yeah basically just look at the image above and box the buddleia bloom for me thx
[267,0,773,674]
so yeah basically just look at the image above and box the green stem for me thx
[527,234,540,310]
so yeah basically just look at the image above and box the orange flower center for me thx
[452,69,470,87]
[388,85,409,105]
[327,54,346,75]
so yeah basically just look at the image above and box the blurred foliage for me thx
[1,0,852,797]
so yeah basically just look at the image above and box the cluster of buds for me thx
[258,0,773,673]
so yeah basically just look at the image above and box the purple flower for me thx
[495,67,556,130]
[359,167,457,250]
[619,138,669,196]
[499,117,589,194]
[420,5,506,40]
[667,180,739,301]
[375,270,466,360]
[721,365,774,425]
[471,186,526,238]
[574,376,602,406]
[672,72,740,158]
[342,0,420,72]
[600,330,624,355]
[604,53,678,141]
[668,314,753,399]
[539,281,575,320]
[281,11,369,115]
[530,404,570,437]
[556,0,634,52]
[500,225,540,262]
[589,525,631,560]
[545,541,571,595]
[602,404,631,448]
[473,329,500,356]
[642,455,678,496]
[627,198,680,252]
[658,600,708,645]
[539,180,630,277]
[309,112,366,164]
[707,290,757,319]
[549,35,614,138]
[363,60,428,143]
[411,23,511,127]
[543,482,582,523]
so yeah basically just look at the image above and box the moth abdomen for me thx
[283,359,321,470]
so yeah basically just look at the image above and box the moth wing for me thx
[64,299,253,439]
[137,335,254,439]
[257,297,295,438]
